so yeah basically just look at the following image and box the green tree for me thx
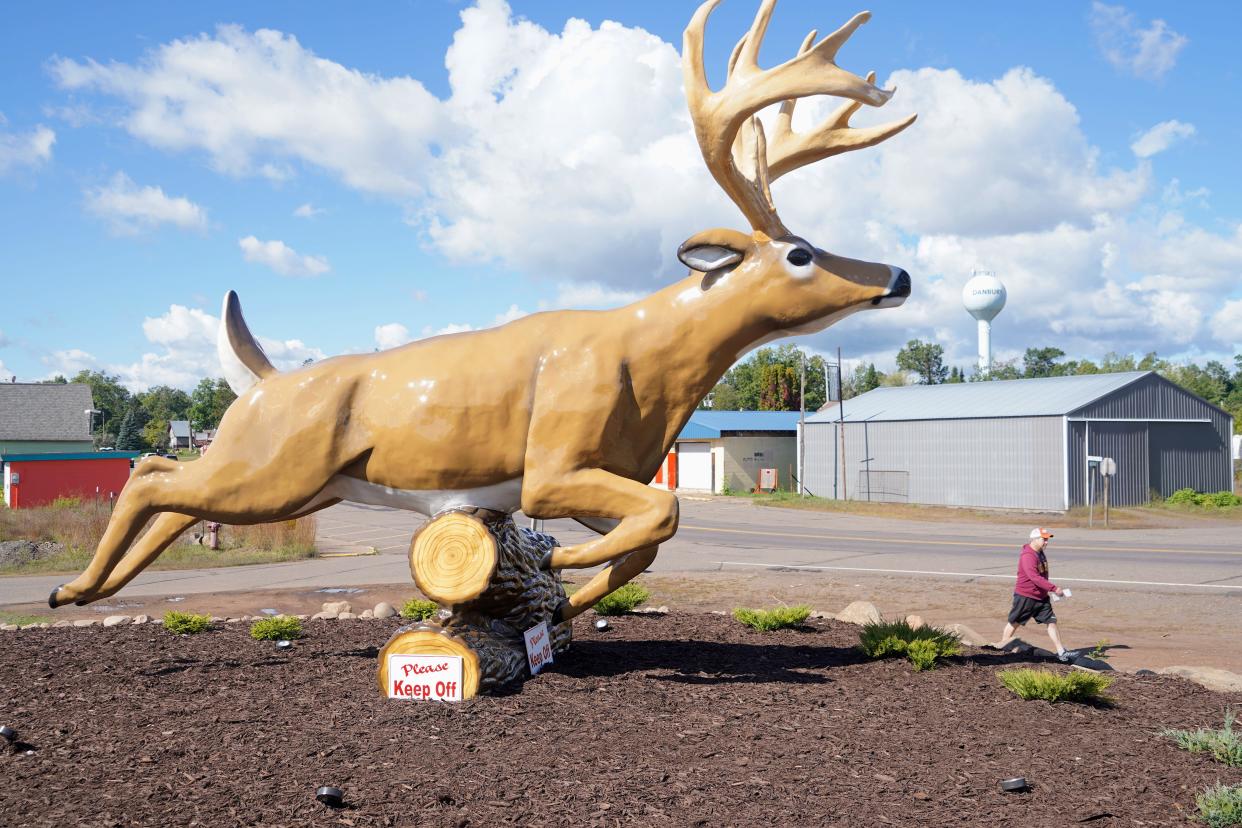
[1023,347,1066,378]
[758,363,799,410]
[946,366,965,383]
[895,339,947,385]
[705,345,826,410]
[138,385,192,451]
[845,363,883,398]
[189,378,238,430]
[971,360,1022,381]
[70,370,131,446]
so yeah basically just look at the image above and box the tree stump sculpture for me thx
[378,509,572,699]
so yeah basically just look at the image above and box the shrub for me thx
[1168,487,1202,506]
[733,605,811,632]
[1164,710,1242,767]
[858,618,961,670]
[999,668,1113,704]
[593,582,651,616]
[1196,783,1242,828]
[400,598,440,620]
[1204,491,1242,508]
[163,611,212,635]
[249,615,303,641]
[1166,489,1242,509]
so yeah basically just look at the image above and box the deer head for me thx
[679,0,914,338]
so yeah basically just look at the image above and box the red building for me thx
[1,452,139,509]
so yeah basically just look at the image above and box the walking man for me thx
[996,528,1072,662]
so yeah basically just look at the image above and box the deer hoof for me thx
[539,549,554,571]
[550,599,569,625]
[48,585,66,609]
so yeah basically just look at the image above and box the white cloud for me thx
[1210,300,1242,349]
[50,25,442,195]
[374,322,411,350]
[0,119,54,174]
[544,282,644,310]
[84,171,208,235]
[293,202,324,218]
[1090,3,1188,80]
[108,304,323,391]
[239,235,330,277]
[1131,120,1195,158]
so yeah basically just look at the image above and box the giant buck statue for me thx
[50,0,914,695]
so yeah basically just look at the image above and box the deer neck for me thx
[624,270,778,425]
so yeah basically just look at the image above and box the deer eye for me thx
[786,248,812,266]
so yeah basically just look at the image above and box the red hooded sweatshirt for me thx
[1014,543,1057,601]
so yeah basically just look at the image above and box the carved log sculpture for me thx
[50,1,915,690]
[379,512,572,698]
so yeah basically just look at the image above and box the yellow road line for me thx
[680,524,1238,556]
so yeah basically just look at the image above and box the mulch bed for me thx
[1,614,1239,827]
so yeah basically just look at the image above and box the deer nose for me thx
[872,267,911,307]
[890,269,911,298]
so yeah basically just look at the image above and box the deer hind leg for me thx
[50,454,334,608]
[559,544,658,622]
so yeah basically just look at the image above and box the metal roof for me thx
[679,410,802,439]
[0,383,95,441]
[1,451,141,462]
[806,372,1150,424]
[169,420,191,438]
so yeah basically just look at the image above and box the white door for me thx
[677,442,713,491]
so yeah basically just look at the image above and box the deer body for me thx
[50,0,915,619]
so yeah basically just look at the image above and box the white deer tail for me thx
[217,290,276,395]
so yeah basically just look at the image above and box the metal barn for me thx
[800,371,1234,511]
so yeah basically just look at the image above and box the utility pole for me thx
[837,347,847,501]
[798,350,806,496]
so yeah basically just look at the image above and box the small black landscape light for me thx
[1000,777,1029,793]
[594,619,609,632]
[276,639,292,650]
[316,786,344,807]
[0,726,16,744]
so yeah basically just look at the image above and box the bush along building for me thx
[801,371,1233,510]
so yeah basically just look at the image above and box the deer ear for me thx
[677,228,752,272]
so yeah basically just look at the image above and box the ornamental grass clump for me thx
[249,615,303,641]
[1196,783,1242,828]
[999,668,1113,704]
[1164,710,1242,767]
[858,618,961,670]
[163,610,212,635]
[593,582,651,616]
[732,605,811,632]
[400,598,440,621]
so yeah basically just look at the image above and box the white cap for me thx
[1029,528,1053,540]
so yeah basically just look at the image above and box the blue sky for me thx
[1,1,1239,389]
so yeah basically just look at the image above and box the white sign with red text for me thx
[386,654,463,701]
[524,621,553,675]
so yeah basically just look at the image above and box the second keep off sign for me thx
[387,654,463,701]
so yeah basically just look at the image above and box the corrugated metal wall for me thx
[1067,421,1149,507]
[1068,373,1232,502]
[803,417,1065,510]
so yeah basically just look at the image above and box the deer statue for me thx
[49,0,914,628]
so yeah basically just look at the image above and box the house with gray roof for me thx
[0,383,96,456]
[802,371,1234,510]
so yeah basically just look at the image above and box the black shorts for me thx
[1008,594,1056,625]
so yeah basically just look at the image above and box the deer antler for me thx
[683,0,913,236]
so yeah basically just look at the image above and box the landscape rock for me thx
[1071,656,1114,672]
[372,602,396,619]
[993,638,1035,656]
[905,615,925,629]
[943,623,988,647]
[359,609,374,619]
[311,611,338,621]
[1155,666,1242,693]
[225,618,242,624]
[72,619,97,628]
[210,616,224,623]
[294,614,309,621]
[132,615,149,624]
[337,611,357,621]
[321,601,352,615]
[102,615,130,628]
[1134,669,1158,677]
[809,610,833,620]
[52,620,72,628]
[835,601,881,626]
[0,624,16,631]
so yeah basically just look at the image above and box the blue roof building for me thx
[655,410,801,494]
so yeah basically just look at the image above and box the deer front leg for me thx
[559,545,658,622]
[521,468,678,570]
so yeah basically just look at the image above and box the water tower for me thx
[962,270,1006,371]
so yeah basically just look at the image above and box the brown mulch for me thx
[1,614,1239,827]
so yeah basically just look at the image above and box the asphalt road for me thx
[2,497,1240,606]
